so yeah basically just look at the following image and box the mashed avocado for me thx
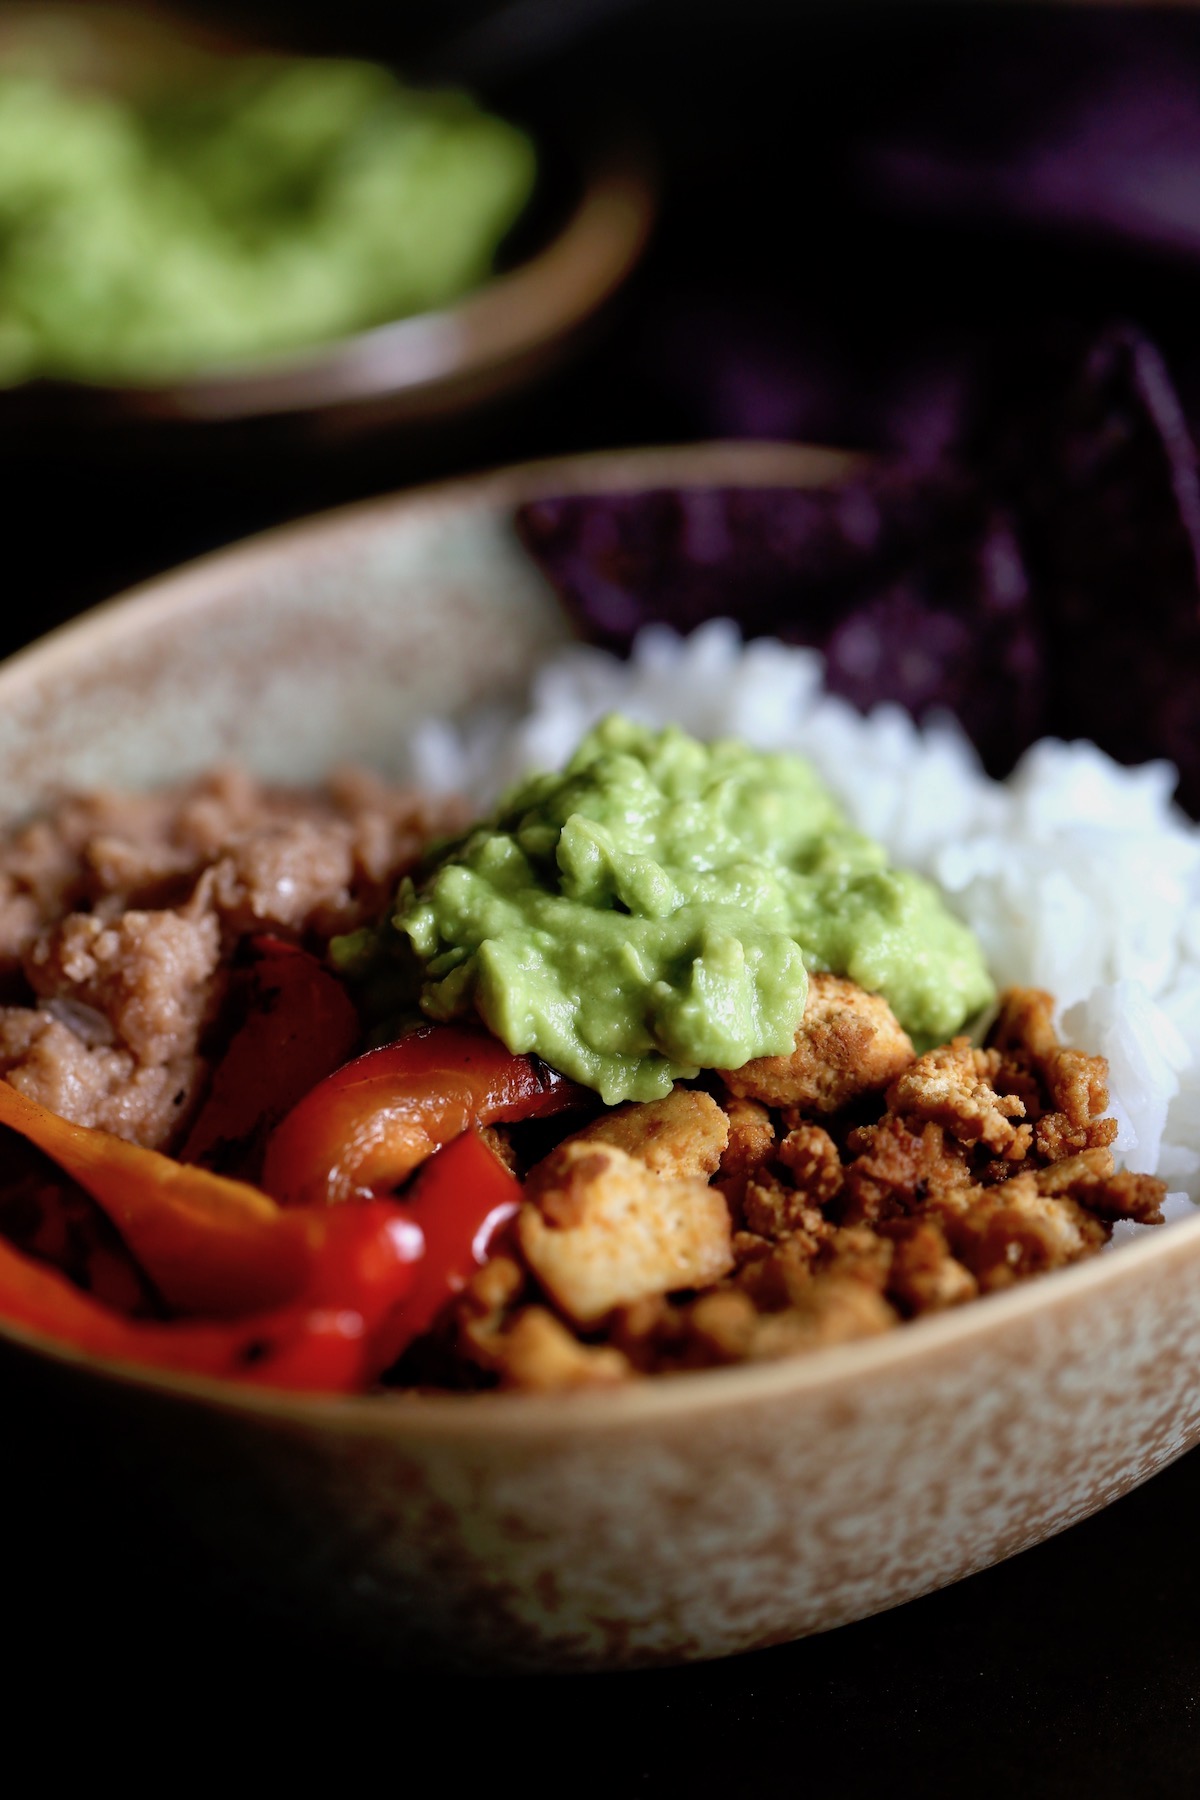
[0,56,534,383]
[386,716,995,1104]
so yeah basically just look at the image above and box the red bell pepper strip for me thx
[0,1016,560,1388]
[0,1076,528,1387]
[0,1078,429,1390]
[377,1125,522,1360]
[0,1080,421,1328]
[180,936,361,1179]
[260,1021,581,1209]
[0,1218,410,1393]
[0,1131,523,1387]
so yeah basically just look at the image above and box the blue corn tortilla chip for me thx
[516,468,1046,777]
[978,322,1200,812]
[516,321,1200,811]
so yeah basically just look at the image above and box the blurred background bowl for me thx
[0,3,656,444]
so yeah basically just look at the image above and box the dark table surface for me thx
[6,4,1200,1783]
[8,1354,1200,1791]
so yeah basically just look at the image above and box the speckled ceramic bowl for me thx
[2,443,1199,1673]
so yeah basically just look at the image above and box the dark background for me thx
[8,2,1200,1786]
[17,1,1200,646]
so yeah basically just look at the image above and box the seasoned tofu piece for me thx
[986,986,1059,1059]
[721,973,914,1115]
[840,1115,971,1226]
[488,1307,632,1391]
[934,1171,1108,1289]
[1033,1150,1165,1224]
[692,1266,897,1362]
[741,1169,830,1243]
[879,1216,979,1313]
[719,1095,775,1180]
[887,1036,1026,1153]
[559,1086,729,1181]
[776,1122,843,1205]
[747,1277,898,1358]
[519,1140,734,1327]
[985,987,1118,1160]
[715,1094,776,1218]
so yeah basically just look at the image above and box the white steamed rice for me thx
[407,620,1200,1230]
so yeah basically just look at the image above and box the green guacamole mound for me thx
[386,716,995,1106]
[0,55,535,384]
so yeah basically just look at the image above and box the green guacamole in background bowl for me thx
[0,4,654,431]
[0,51,535,385]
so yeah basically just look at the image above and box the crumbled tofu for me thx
[719,1095,775,1180]
[488,1307,633,1391]
[519,1140,734,1327]
[722,973,914,1114]
[887,1036,1027,1153]
[934,1171,1108,1289]
[558,1086,729,1181]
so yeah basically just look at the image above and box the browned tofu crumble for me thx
[0,775,1170,1393]
[444,975,1167,1391]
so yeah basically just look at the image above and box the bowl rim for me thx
[81,140,657,421]
[0,437,1194,1436]
[0,441,864,703]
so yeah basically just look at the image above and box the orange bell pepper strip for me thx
[0,1078,308,1316]
[180,936,361,1180]
[261,1021,582,1209]
[0,1078,429,1390]
[0,1129,164,1316]
[0,1074,530,1387]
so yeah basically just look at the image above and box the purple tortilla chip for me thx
[980,322,1200,811]
[515,466,1047,777]
[517,321,1200,811]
